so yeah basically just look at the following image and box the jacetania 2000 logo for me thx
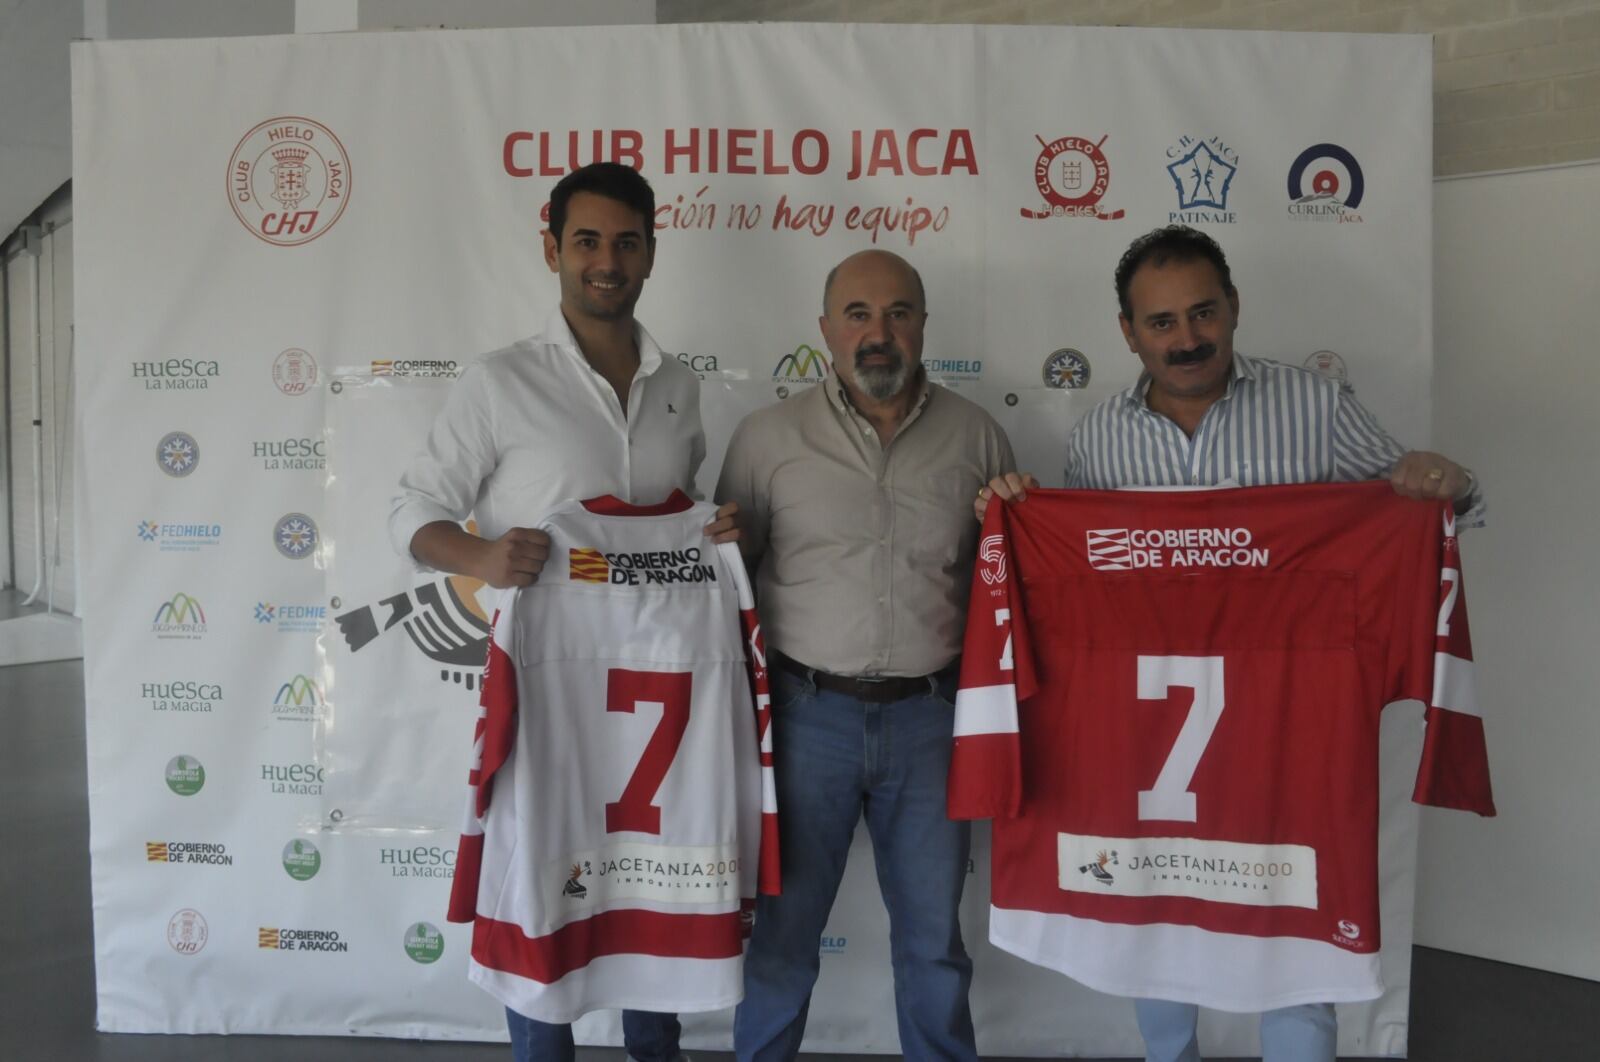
[229,117,350,246]
[1087,526,1270,570]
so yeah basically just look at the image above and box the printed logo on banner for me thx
[132,357,220,391]
[1087,527,1270,570]
[1286,143,1365,223]
[254,435,327,471]
[924,357,982,384]
[772,344,830,399]
[228,117,351,246]
[142,680,222,714]
[156,431,200,477]
[147,841,232,866]
[675,352,721,379]
[371,359,460,379]
[261,760,324,796]
[255,601,327,634]
[1165,135,1239,223]
[1020,134,1125,221]
[820,935,848,955]
[165,755,206,796]
[152,592,208,640]
[1303,350,1349,384]
[274,513,319,560]
[404,923,446,964]
[332,568,492,692]
[167,909,209,955]
[379,844,456,879]
[137,520,222,553]
[258,926,349,953]
[282,839,322,881]
[1043,348,1091,389]
[272,348,320,395]
[271,674,325,723]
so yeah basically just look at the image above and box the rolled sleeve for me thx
[388,366,498,568]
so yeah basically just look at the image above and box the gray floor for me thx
[2,589,1595,1061]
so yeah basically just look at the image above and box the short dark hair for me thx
[1114,225,1235,320]
[547,163,656,248]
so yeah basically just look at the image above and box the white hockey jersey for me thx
[447,491,779,1022]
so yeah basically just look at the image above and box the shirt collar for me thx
[824,365,932,422]
[544,307,664,376]
[1124,351,1258,409]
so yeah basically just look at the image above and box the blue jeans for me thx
[733,666,977,1061]
[505,1006,680,1062]
[1134,998,1337,1062]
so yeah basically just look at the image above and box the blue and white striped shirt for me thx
[1064,353,1484,525]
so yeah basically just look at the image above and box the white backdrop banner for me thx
[73,22,1434,1056]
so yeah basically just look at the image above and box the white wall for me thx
[1416,160,1600,981]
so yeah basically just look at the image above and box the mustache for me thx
[855,341,902,363]
[1166,343,1216,366]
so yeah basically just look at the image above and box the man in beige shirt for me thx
[717,250,1014,1061]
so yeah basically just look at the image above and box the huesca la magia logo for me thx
[333,528,491,691]
[229,117,351,246]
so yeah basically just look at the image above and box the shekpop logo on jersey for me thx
[978,534,1008,586]
[274,513,319,559]
[258,927,348,952]
[563,862,592,899]
[1078,849,1118,885]
[1166,135,1239,223]
[167,909,209,955]
[404,923,445,964]
[1286,142,1365,222]
[1087,527,1270,570]
[272,673,324,722]
[1043,348,1091,389]
[572,545,718,586]
[1337,919,1361,940]
[147,841,232,866]
[333,569,491,692]
[165,755,206,796]
[157,431,200,477]
[282,839,322,880]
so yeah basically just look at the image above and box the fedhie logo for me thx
[978,534,1007,587]
[772,343,830,399]
[819,935,848,955]
[924,357,982,384]
[136,520,222,553]
[404,922,446,964]
[1166,135,1239,223]
[261,760,325,796]
[675,352,720,379]
[142,679,222,714]
[1021,134,1125,221]
[152,592,208,640]
[272,673,324,723]
[1287,143,1365,222]
[274,513,319,560]
[334,569,491,692]
[1303,349,1349,384]
[1087,527,1270,571]
[256,601,327,634]
[132,357,219,391]
[254,435,326,471]
[273,348,319,396]
[1043,348,1091,389]
[165,754,206,797]
[229,117,350,246]
[167,909,209,955]
[156,431,200,477]
[371,358,459,379]
[1078,849,1119,886]
[282,838,322,881]
[258,926,349,953]
[147,841,232,866]
[379,844,456,879]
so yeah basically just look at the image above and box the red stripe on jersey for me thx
[475,635,519,817]
[470,907,746,984]
[1412,707,1495,814]
[447,832,485,924]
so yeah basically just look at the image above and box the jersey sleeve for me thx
[722,540,780,900]
[447,589,520,923]
[1402,507,1497,816]
[947,499,1038,820]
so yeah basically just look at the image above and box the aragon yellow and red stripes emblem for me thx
[568,548,608,583]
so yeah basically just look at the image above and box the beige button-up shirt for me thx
[716,372,1015,677]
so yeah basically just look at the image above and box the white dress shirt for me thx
[389,309,705,566]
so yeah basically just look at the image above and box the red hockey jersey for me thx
[948,482,1494,1011]
[448,491,779,1022]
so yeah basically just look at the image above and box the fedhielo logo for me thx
[137,520,222,553]
[978,534,1007,587]
[167,909,209,955]
[1020,134,1125,221]
[256,601,327,634]
[156,431,200,477]
[1043,348,1091,389]
[772,344,830,399]
[272,673,324,723]
[334,567,491,692]
[404,923,445,965]
[274,513,319,560]
[165,755,206,797]
[819,935,848,955]
[1166,135,1239,223]
[1286,143,1365,222]
[924,357,982,384]
[152,592,208,639]
[229,117,350,246]
[282,838,322,881]
[273,348,319,396]
[132,357,219,391]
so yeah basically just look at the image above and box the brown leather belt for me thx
[771,651,953,704]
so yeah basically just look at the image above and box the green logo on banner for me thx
[403,922,444,964]
[165,755,205,796]
[282,838,322,881]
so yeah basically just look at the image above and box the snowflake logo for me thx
[157,432,200,477]
[273,513,318,560]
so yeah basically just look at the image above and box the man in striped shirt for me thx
[975,225,1481,1062]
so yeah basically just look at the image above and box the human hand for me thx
[975,473,1040,522]
[1389,451,1470,504]
[704,501,740,545]
[474,527,551,588]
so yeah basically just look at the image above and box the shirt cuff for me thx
[1454,469,1487,529]
[388,496,460,572]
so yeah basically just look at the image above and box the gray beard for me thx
[855,352,910,401]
